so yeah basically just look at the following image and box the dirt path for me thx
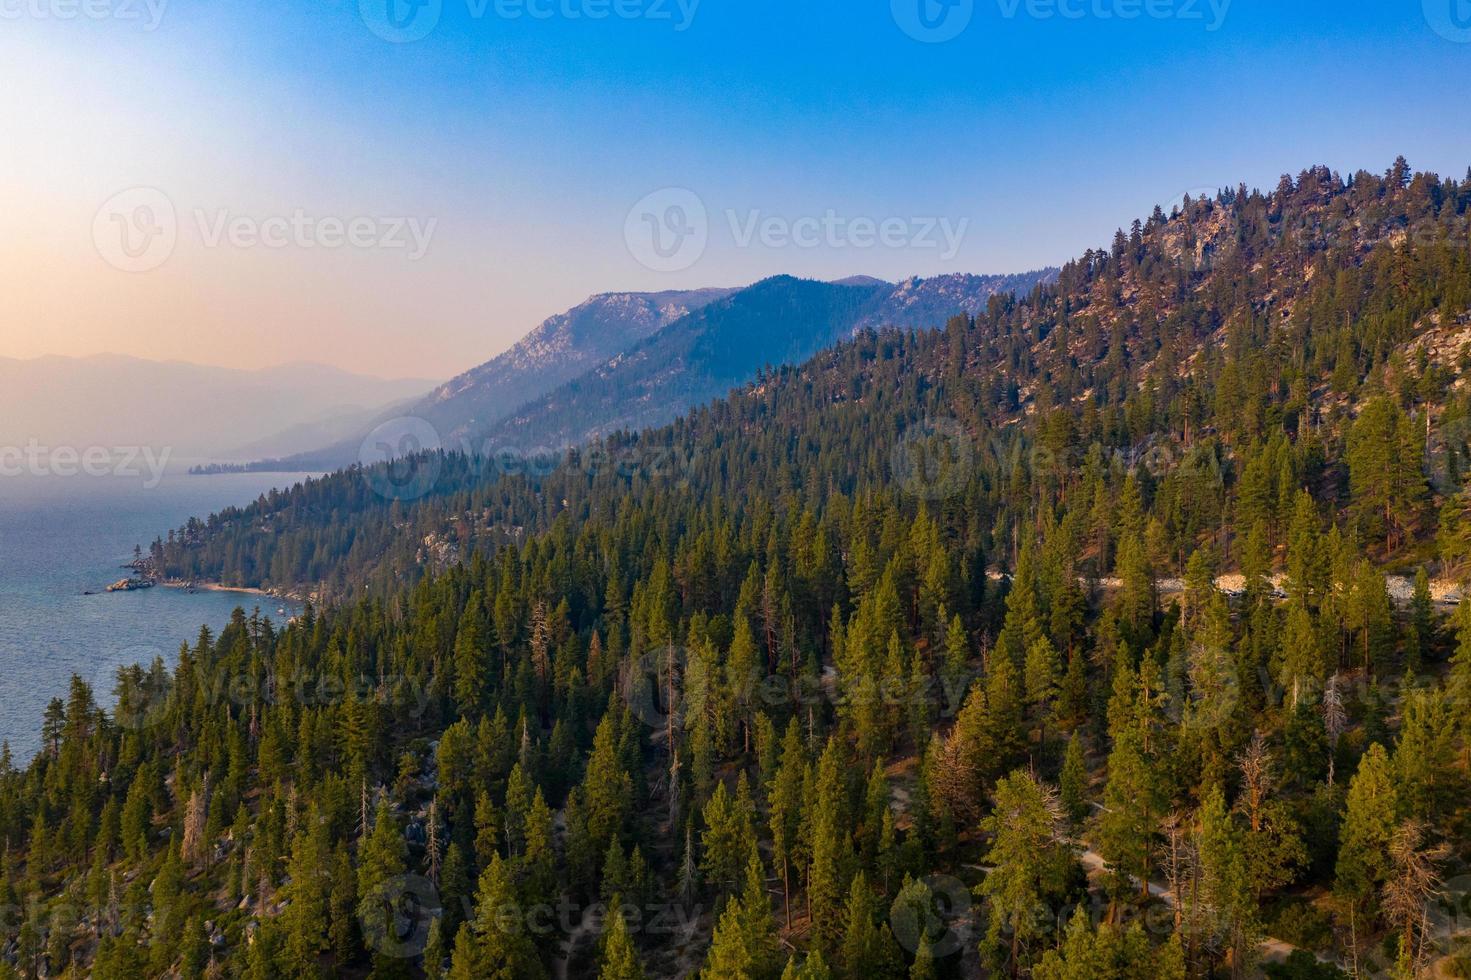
[1072,844,1340,969]
[551,914,601,980]
[1088,573,1466,609]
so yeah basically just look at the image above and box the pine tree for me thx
[281,820,330,978]
[737,846,781,979]
[780,950,832,980]
[584,713,632,856]
[1032,909,1184,980]
[328,844,359,965]
[1346,561,1393,675]
[1023,637,1061,744]
[1285,490,1325,609]
[424,918,448,980]
[1437,485,1471,575]
[473,790,501,868]
[941,614,971,717]
[1094,724,1162,907]
[702,899,754,979]
[983,654,1026,769]
[1277,603,1325,708]
[358,799,410,962]
[701,779,748,895]
[860,762,888,866]
[180,781,209,869]
[1059,733,1089,825]
[452,595,490,717]
[1382,820,1444,973]
[524,789,558,908]
[1347,397,1426,551]
[807,796,846,959]
[467,853,546,979]
[1112,535,1155,645]
[447,923,483,980]
[979,769,1074,972]
[908,933,937,980]
[838,872,885,977]
[1393,687,1459,823]
[1407,567,1434,672]
[598,901,645,980]
[1197,785,1259,978]
[769,719,804,928]
[1335,744,1400,921]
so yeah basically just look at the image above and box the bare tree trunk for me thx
[782,859,791,931]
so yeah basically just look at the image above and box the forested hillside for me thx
[6,160,1471,979]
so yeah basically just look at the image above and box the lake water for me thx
[0,468,314,761]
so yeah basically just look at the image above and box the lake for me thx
[0,467,314,761]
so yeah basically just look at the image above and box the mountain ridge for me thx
[229,270,1055,469]
[145,160,1471,599]
[468,269,1059,452]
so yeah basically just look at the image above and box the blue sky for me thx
[3,0,1470,376]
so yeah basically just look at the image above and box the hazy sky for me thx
[3,0,1470,378]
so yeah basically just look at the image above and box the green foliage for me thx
[8,161,1471,978]
[598,901,645,980]
[1335,744,1399,912]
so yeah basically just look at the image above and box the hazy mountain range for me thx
[234,270,1057,469]
[0,355,436,463]
[485,270,1059,450]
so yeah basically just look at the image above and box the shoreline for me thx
[158,580,307,605]
[107,560,313,606]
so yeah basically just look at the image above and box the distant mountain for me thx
[418,287,738,443]
[478,276,886,450]
[0,355,435,462]
[219,399,422,462]
[477,269,1057,451]
[244,287,738,470]
[238,271,1053,469]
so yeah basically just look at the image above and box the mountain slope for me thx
[146,161,1471,598]
[21,161,1471,980]
[242,288,737,470]
[482,276,888,450]
[417,287,739,443]
[480,270,1056,450]
[853,270,1056,331]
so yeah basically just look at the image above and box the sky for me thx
[2,0,1470,378]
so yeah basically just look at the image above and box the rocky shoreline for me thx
[91,558,311,606]
[158,579,309,604]
[104,577,155,593]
